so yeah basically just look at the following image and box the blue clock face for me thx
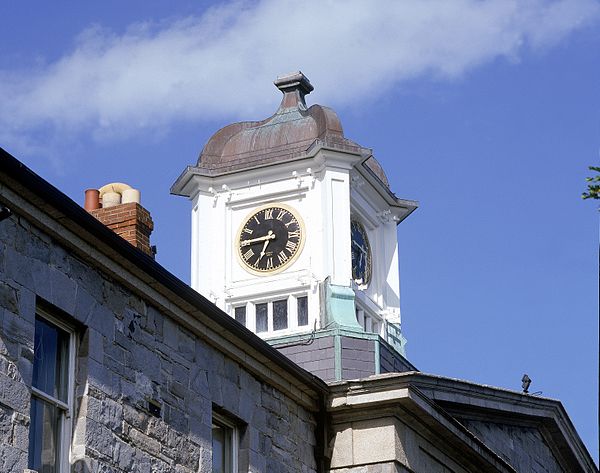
[351,220,372,286]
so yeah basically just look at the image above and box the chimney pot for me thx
[103,191,121,208]
[84,189,100,211]
[122,188,141,204]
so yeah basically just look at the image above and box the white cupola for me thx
[172,72,417,380]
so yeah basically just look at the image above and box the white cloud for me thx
[0,0,598,151]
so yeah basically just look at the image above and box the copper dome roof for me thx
[194,72,389,187]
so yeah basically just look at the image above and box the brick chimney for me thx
[84,183,155,257]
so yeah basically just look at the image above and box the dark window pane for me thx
[32,317,69,401]
[28,397,60,473]
[234,306,246,327]
[255,303,268,333]
[297,296,308,327]
[273,299,288,331]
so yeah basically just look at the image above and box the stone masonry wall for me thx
[458,419,565,473]
[0,212,317,472]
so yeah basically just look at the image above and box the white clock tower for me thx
[172,72,417,380]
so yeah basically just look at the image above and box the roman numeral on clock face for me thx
[264,209,274,220]
[285,240,297,253]
[243,248,254,260]
[277,251,289,264]
[288,230,300,239]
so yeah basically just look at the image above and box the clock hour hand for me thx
[256,230,274,263]
[240,231,276,247]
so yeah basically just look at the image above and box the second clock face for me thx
[237,204,305,274]
[351,219,372,286]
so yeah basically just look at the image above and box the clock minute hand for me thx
[241,232,276,247]
[256,230,275,263]
[352,240,368,255]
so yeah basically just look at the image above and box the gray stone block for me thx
[0,443,27,472]
[0,282,18,313]
[0,371,29,411]
[48,267,77,314]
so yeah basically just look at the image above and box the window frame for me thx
[212,412,239,473]
[29,308,76,473]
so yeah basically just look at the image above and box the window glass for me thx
[32,317,69,401]
[272,299,288,331]
[212,419,233,473]
[234,306,246,327]
[297,296,308,327]
[255,303,268,333]
[28,397,61,473]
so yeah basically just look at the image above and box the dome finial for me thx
[274,71,314,109]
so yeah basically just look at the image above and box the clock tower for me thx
[172,72,417,381]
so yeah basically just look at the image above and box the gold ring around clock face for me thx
[236,203,305,275]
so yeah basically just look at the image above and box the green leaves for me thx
[582,166,600,201]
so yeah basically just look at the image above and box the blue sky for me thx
[1,0,598,461]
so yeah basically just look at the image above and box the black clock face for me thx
[351,220,372,286]
[237,204,304,274]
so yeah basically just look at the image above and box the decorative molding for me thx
[292,168,316,189]
[376,209,394,224]
[350,173,366,190]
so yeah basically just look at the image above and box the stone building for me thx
[0,152,325,472]
[0,72,597,472]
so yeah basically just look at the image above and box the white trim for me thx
[355,298,384,336]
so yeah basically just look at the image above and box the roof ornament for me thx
[274,71,314,110]
[521,374,531,393]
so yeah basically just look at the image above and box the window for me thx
[272,299,288,331]
[234,306,246,327]
[255,303,268,333]
[355,306,383,336]
[297,296,308,327]
[232,294,310,335]
[212,414,237,473]
[28,313,74,473]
